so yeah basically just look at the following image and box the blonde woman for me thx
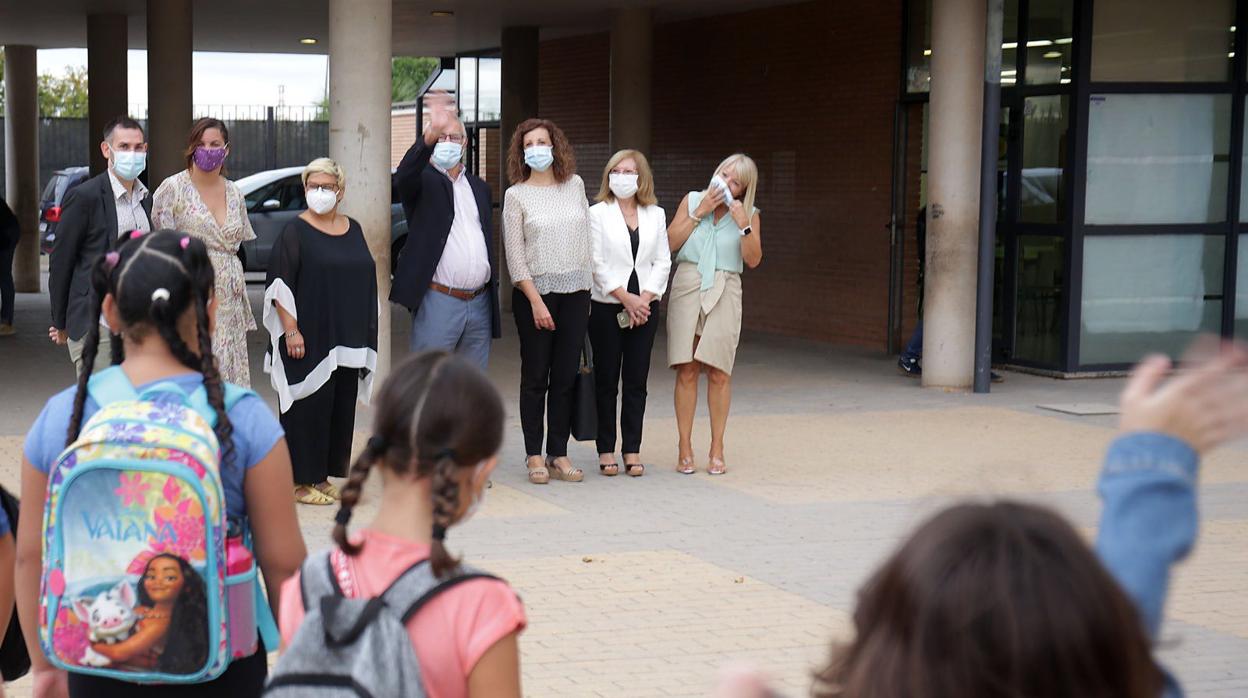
[588,150,670,478]
[264,158,378,505]
[666,154,762,475]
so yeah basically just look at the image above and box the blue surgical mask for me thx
[110,148,146,181]
[524,145,554,173]
[432,141,463,170]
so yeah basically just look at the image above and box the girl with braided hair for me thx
[16,230,307,697]
[277,351,525,698]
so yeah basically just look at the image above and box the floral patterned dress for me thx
[152,170,257,386]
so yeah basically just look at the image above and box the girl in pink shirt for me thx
[278,352,525,698]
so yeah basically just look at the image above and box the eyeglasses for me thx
[438,134,466,144]
[306,184,340,194]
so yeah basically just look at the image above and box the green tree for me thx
[38,66,89,117]
[391,56,438,103]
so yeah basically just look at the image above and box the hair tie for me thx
[150,288,171,302]
[180,236,191,250]
[434,448,457,462]
[104,251,120,270]
[432,524,447,542]
[334,508,353,526]
[367,435,388,455]
[129,229,145,240]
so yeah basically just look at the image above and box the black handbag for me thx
[570,336,597,442]
[0,487,30,681]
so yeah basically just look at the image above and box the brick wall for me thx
[537,0,904,349]
[390,111,418,168]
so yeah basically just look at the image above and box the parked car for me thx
[236,166,409,274]
[39,166,91,254]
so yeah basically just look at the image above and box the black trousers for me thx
[512,289,591,457]
[68,643,267,697]
[281,367,359,484]
[588,300,660,454]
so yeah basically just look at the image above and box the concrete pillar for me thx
[499,26,539,312]
[4,46,40,293]
[921,0,985,390]
[88,14,129,177]
[146,0,193,184]
[329,0,392,378]
[609,7,653,155]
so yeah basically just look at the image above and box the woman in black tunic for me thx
[263,157,378,505]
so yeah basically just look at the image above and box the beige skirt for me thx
[666,263,743,375]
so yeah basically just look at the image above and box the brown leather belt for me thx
[430,282,487,301]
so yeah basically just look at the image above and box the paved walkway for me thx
[0,283,1244,696]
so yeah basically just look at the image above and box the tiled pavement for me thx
[0,285,1245,696]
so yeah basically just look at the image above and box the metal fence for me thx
[0,108,329,199]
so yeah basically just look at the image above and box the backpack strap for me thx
[188,382,256,427]
[377,560,502,624]
[86,366,138,406]
[299,550,342,614]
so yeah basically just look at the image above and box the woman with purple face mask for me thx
[152,118,258,386]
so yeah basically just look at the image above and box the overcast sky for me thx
[36,48,329,108]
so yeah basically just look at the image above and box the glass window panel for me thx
[1021,95,1068,223]
[458,57,478,124]
[1091,0,1233,82]
[1237,235,1248,337]
[1015,236,1064,365]
[1025,0,1074,85]
[478,58,501,122]
[1081,235,1224,364]
[1085,94,1230,224]
[998,107,1011,220]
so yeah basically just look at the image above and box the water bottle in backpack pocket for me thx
[38,367,277,684]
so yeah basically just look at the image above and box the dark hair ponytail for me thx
[332,352,504,578]
[63,231,235,472]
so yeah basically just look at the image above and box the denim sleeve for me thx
[1095,433,1199,641]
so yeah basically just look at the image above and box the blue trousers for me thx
[901,319,923,362]
[409,288,492,370]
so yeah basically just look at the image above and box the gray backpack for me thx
[265,550,499,697]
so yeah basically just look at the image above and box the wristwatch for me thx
[740,225,753,237]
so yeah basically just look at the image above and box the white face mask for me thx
[306,187,338,215]
[609,173,639,200]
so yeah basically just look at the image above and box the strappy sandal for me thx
[677,456,696,475]
[547,458,584,483]
[599,462,620,477]
[527,462,550,485]
[626,463,645,477]
[312,481,341,500]
[707,456,727,476]
[294,485,335,505]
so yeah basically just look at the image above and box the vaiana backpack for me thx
[39,366,279,684]
[265,550,499,697]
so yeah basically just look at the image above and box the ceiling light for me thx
[298,37,317,45]
[1054,37,1073,44]
[1233,26,1238,32]
[431,10,454,17]
[923,49,932,56]
[1230,52,1237,58]
[1002,41,1018,49]
[1001,69,1017,76]
[1001,77,1017,84]
[1043,51,1062,58]
[1060,78,1071,84]
[1026,39,1053,47]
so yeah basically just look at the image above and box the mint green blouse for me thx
[674,190,757,291]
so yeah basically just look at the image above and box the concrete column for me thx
[4,45,40,293]
[88,14,129,177]
[146,0,193,184]
[499,26,539,312]
[921,0,985,390]
[329,0,392,378]
[609,7,653,155]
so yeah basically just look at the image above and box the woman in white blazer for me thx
[588,149,671,478]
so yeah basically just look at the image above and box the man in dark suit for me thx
[49,116,152,375]
[391,92,499,370]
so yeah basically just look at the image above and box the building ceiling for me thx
[0,0,798,56]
